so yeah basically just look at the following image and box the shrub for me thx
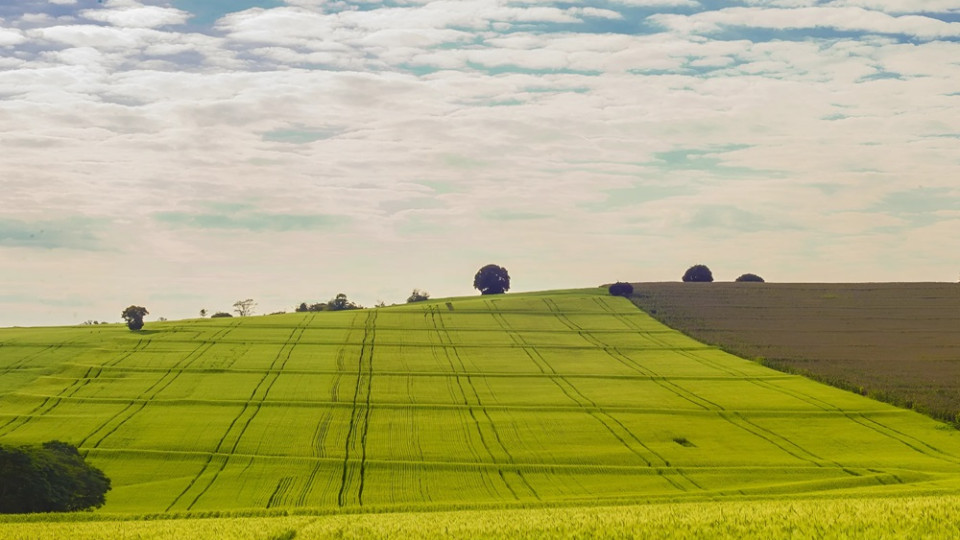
[407,289,430,303]
[682,264,714,283]
[210,312,233,318]
[608,282,634,297]
[736,273,765,282]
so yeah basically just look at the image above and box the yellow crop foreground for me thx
[2,288,960,536]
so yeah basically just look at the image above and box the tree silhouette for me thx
[121,305,148,331]
[474,264,510,295]
[682,265,714,283]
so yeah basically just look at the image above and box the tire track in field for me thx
[295,313,364,507]
[494,300,698,492]
[0,339,154,436]
[337,311,377,508]
[598,296,874,475]
[0,343,64,377]
[430,306,536,501]
[174,314,316,512]
[80,324,240,449]
[609,290,960,468]
[743,376,960,466]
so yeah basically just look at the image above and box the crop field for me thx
[2,287,960,537]
[629,282,960,422]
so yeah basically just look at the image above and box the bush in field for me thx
[682,265,713,283]
[736,273,765,282]
[0,441,110,513]
[474,264,510,295]
[210,312,233,318]
[407,289,430,303]
[121,305,148,331]
[609,282,634,297]
[328,293,361,311]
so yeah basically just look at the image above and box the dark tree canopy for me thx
[328,293,361,311]
[682,264,714,283]
[735,273,765,283]
[608,282,634,297]
[474,264,510,295]
[121,305,148,331]
[407,289,430,303]
[0,441,110,514]
[210,312,233,318]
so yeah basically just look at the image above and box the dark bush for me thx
[682,264,714,283]
[407,289,430,303]
[210,312,233,318]
[608,282,634,297]
[735,273,765,282]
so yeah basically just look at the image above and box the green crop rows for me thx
[2,288,960,535]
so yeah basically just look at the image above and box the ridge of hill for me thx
[2,288,960,517]
[629,282,960,423]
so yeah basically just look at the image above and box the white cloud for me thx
[1,1,959,325]
[650,7,960,39]
[80,4,191,29]
[826,0,960,13]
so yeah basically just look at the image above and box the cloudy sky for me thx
[1,0,958,326]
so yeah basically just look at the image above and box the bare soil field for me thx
[629,282,960,423]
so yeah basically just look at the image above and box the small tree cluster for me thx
[608,282,634,297]
[407,289,430,303]
[735,273,765,282]
[296,293,363,312]
[210,312,233,318]
[0,441,110,514]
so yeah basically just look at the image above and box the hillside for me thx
[629,282,960,422]
[2,288,960,516]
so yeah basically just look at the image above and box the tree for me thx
[735,273,765,282]
[609,282,634,297]
[121,305,148,331]
[0,441,110,514]
[199,309,207,318]
[474,264,510,295]
[328,293,361,311]
[233,298,256,317]
[407,289,430,303]
[210,312,233,318]
[296,302,309,313]
[682,264,714,283]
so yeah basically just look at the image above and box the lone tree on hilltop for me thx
[0,440,111,514]
[474,264,510,295]
[407,289,430,303]
[735,273,765,282]
[121,305,148,331]
[609,282,634,297]
[682,264,714,283]
[233,298,256,317]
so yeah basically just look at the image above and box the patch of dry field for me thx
[630,282,960,422]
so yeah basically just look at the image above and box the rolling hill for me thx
[2,288,960,536]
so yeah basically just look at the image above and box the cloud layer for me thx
[1,0,958,325]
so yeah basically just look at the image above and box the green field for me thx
[2,288,960,536]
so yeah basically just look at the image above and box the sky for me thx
[1,0,958,326]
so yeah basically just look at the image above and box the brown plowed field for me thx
[629,282,960,423]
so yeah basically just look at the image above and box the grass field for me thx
[629,282,960,422]
[2,287,960,536]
